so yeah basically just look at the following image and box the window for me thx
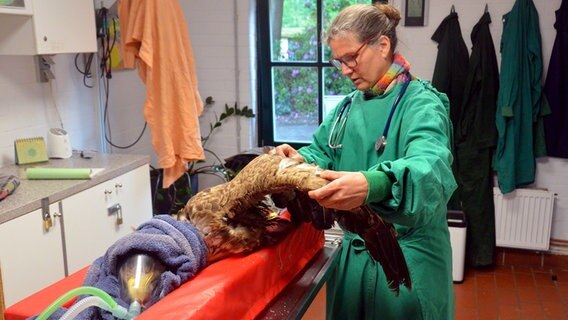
[256,0,370,148]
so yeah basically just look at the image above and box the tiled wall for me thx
[0,0,566,244]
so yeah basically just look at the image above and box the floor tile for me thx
[455,307,478,320]
[454,264,568,320]
[476,274,496,292]
[519,303,546,320]
[498,304,521,320]
[497,287,519,305]
[514,272,535,287]
[517,286,539,303]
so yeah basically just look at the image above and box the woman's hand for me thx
[269,144,304,161]
[308,170,368,210]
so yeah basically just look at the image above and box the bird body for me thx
[176,153,411,294]
[176,154,328,262]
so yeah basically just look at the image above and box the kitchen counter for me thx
[0,153,150,224]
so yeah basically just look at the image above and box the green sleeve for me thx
[361,170,393,204]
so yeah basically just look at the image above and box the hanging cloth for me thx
[431,6,470,128]
[455,9,499,267]
[494,0,543,194]
[118,0,205,188]
[543,0,568,158]
[431,6,470,210]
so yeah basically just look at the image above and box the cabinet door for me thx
[32,0,97,54]
[62,165,153,274]
[0,205,65,307]
[111,164,153,237]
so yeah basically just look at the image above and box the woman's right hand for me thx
[269,144,304,161]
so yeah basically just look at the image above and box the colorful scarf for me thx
[366,53,411,97]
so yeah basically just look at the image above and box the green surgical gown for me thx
[298,80,457,320]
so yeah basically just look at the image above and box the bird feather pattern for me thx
[175,153,411,294]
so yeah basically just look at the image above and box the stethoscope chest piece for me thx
[375,136,386,152]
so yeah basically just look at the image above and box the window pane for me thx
[273,67,319,143]
[270,0,317,62]
[321,0,369,62]
[323,66,354,118]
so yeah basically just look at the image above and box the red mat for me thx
[5,223,324,320]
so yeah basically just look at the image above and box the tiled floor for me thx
[454,265,568,319]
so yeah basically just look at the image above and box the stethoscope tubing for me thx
[328,75,411,152]
[376,77,411,151]
[328,96,353,149]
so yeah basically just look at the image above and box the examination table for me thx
[4,222,341,319]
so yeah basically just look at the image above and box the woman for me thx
[271,3,457,319]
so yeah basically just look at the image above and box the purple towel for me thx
[30,215,207,320]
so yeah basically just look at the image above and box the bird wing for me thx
[176,153,411,295]
[339,206,411,295]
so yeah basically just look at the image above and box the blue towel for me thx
[30,215,207,320]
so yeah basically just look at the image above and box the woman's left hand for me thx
[308,170,368,210]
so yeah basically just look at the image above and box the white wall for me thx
[0,0,566,246]
[100,0,255,189]
[0,54,100,165]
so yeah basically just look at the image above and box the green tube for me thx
[36,286,117,320]
[26,168,92,180]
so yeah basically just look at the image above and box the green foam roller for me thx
[26,168,93,180]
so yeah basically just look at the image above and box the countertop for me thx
[0,153,150,224]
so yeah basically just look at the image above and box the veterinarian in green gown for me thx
[272,3,456,320]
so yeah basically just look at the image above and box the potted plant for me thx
[151,96,255,215]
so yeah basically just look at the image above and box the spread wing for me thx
[177,153,411,294]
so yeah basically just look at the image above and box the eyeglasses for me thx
[329,41,368,71]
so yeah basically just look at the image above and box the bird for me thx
[175,153,411,294]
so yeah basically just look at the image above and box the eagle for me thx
[175,153,411,294]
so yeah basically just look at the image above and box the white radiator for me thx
[493,187,555,251]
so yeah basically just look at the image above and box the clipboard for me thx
[14,137,49,165]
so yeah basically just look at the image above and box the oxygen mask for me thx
[118,253,165,309]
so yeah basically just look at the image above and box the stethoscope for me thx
[328,76,411,153]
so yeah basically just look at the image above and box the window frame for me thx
[256,0,376,149]
[256,0,326,149]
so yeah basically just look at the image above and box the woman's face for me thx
[329,33,391,91]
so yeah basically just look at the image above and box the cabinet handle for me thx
[104,190,113,195]
[53,212,62,218]
[115,183,123,189]
[108,203,123,226]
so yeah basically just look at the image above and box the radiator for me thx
[493,187,555,251]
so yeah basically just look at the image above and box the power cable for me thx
[94,6,147,150]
